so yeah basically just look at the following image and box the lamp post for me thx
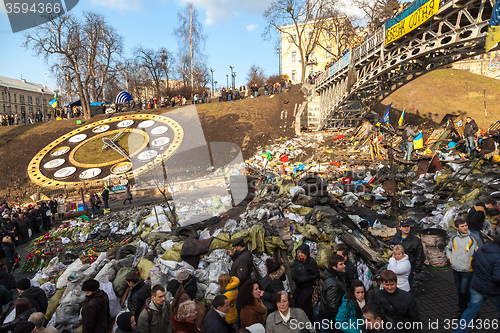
[232,72,236,90]
[229,66,235,89]
[277,46,281,77]
[226,74,229,89]
[214,81,218,91]
[210,68,215,96]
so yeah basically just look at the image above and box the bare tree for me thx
[24,12,123,119]
[263,0,339,82]
[247,65,267,87]
[353,0,399,33]
[135,47,164,99]
[174,3,206,91]
[159,48,174,95]
[319,8,356,56]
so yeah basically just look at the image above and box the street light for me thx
[210,68,215,95]
[214,81,218,91]
[229,66,235,89]
[232,72,236,90]
[277,46,281,77]
[226,74,229,89]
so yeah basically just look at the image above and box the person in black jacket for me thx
[465,197,497,238]
[337,244,358,289]
[17,278,48,314]
[101,187,110,209]
[464,117,479,155]
[2,237,18,273]
[373,270,420,333]
[259,258,285,312]
[126,271,151,317]
[319,254,346,328]
[201,295,231,333]
[227,237,253,286]
[81,279,112,333]
[13,212,29,244]
[291,243,320,321]
[39,202,50,231]
[176,267,197,300]
[474,133,497,159]
[0,263,15,290]
[48,196,58,224]
[389,220,425,286]
[0,298,35,332]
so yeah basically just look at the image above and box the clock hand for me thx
[102,138,132,162]
[102,128,127,150]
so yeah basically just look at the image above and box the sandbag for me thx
[250,225,265,253]
[150,266,168,287]
[56,259,89,289]
[421,229,447,268]
[100,280,124,318]
[54,282,86,327]
[161,241,184,262]
[292,222,321,241]
[95,261,117,283]
[208,233,231,253]
[113,267,136,297]
[231,230,251,244]
[45,287,66,322]
[137,258,154,280]
[315,242,336,270]
[264,236,287,255]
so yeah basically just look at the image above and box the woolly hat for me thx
[176,267,190,281]
[13,321,36,333]
[116,312,134,332]
[82,279,100,292]
[232,237,245,247]
[265,258,280,275]
[16,278,31,291]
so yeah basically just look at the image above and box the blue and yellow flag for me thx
[49,92,58,108]
[398,108,405,126]
[485,0,500,52]
[413,132,423,150]
[376,103,392,126]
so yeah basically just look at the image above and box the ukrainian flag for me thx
[485,0,500,52]
[49,92,58,108]
[398,108,405,127]
[376,103,392,126]
[413,132,423,150]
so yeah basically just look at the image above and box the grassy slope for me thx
[377,68,500,130]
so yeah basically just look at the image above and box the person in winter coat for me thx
[362,302,398,333]
[336,280,369,333]
[465,197,497,238]
[101,187,110,209]
[137,284,172,333]
[259,258,285,313]
[236,279,267,328]
[319,254,346,326]
[28,312,58,333]
[402,126,417,161]
[201,295,231,333]
[13,212,29,244]
[176,267,197,300]
[124,184,133,205]
[170,300,199,333]
[126,272,152,317]
[56,194,65,219]
[0,298,35,332]
[387,245,411,292]
[218,274,239,327]
[445,218,482,317]
[115,312,138,333]
[227,237,254,286]
[0,262,16,290]
[48,196,58,223]
[474,133,497,158]
[336,244,358,289]
[39,202,50,231]
[455,235,500,333]
[17,278,48,314]
[168,280,206,329]
[2,236,18,273]
[291,243,320,320]
[373,270,420,333]
[389,220,425,286]
[266,291,316,333]
[81,279,112,333]
[464,116,479,154]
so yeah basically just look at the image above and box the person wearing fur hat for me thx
[176,267,197,301]
[227,237,254,286]
[17,278,47,314]
[455,235,500,333]
[259,258,285,313]
[170,300,199,333]
[81,279,112,333]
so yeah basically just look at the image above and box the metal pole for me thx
[210,68,214,96]
[277,47,282,76]
[226,75,229,89]
[229,66,234,89]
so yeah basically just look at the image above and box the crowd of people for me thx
[0,106,84,127]
[0,190,497,333]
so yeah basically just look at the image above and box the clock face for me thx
[28,114,184,188]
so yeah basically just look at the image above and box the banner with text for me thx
[384,0,440,45]
[329,52,351,77]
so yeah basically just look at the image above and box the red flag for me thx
[279,154,289,163]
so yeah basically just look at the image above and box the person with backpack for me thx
[137,284,172,333]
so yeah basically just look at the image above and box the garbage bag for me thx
[57,259,89,289]
[315,242,336,270]
[42,257,67,278]
[421,229,447,268]
[250,225,265,253]
[40,282,56,299]
[137,257,155,280]
[100,279,123,318]
[208,233,231,253]
[289,205,314,216]
[460,188,482,204]
[161,241,184,262]
[133,241,150,267]
[113,267,136,297]
[150,265,168,287]
[292,222,321,241]
[290,186,306,198]
[45,287,66,322]
[54,282,86,327]
[232,230,251,244]
[264,236,287,255]
[95,261,117,283]
[82,252,108,279]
